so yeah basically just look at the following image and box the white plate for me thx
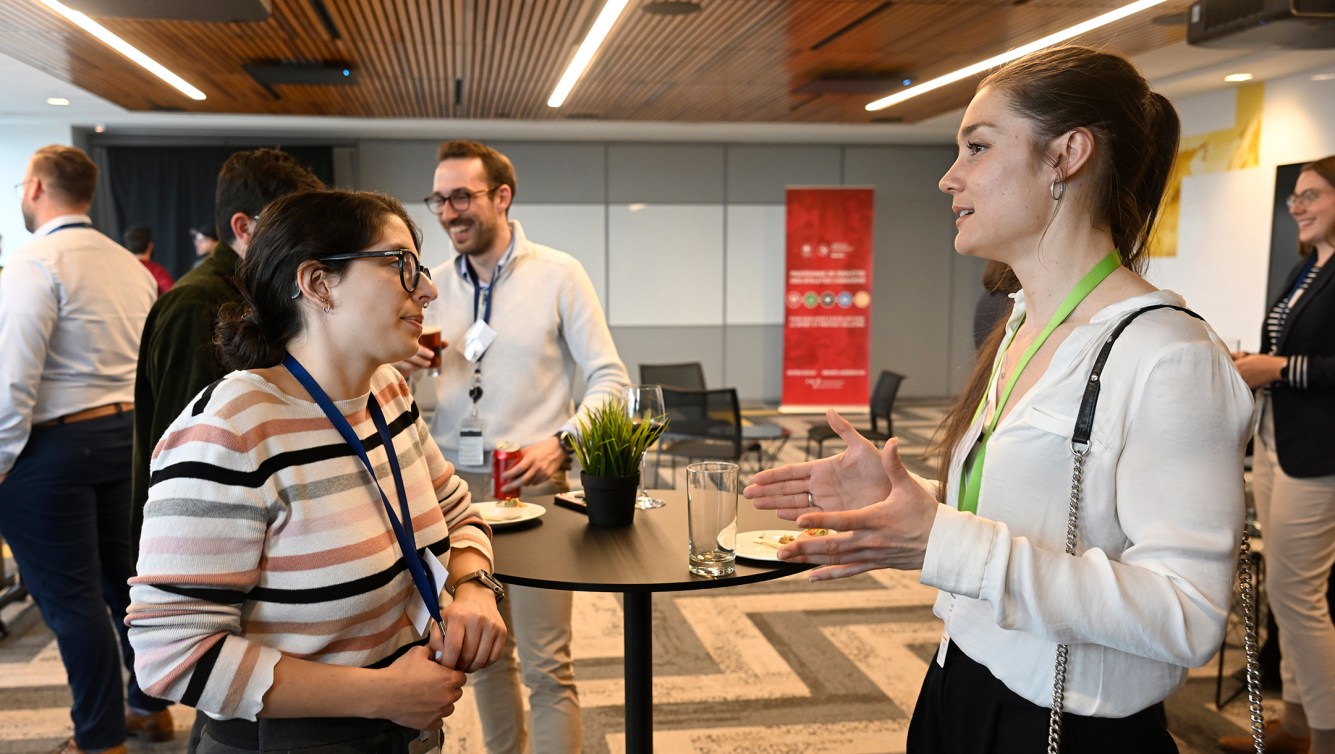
[472,500,546,528]
[735,530,802,562]
[735,529,838,562]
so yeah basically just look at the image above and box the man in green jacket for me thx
[130,149,322,562]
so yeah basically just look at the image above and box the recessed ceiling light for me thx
[46,97,71,106]
[642,1,702,14]
[36,0,206,101]
[1224,73,1254,82]
[1312,72,1335,82]
[866,0,1167,111]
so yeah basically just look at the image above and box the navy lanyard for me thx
[46,221,92,235]
[282,355,445,636]
[465,259,502,324]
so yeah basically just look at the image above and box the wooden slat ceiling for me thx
[0,0,1192,124]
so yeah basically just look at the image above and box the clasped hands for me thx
[742,410,940,580]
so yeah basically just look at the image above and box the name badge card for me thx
[461,320,497,362]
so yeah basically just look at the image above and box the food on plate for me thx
[486,500,525,520]
[803,527,832,537]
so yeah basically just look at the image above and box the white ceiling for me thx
[0,40,1333,144]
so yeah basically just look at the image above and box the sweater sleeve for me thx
[922,339,1252,667]
[127,409,282,721]
[556,260,630,437]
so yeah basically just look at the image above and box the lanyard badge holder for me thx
[459,262,500,467]
[282,355,449,652]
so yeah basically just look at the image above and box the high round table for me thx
[488,488,810,753]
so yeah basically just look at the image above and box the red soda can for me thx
[492,441,523,500]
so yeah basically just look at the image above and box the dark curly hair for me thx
[215,189,422,369]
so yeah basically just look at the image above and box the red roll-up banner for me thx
[780,187,875,413]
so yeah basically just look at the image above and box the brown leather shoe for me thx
[1218,719,1311,754]
[125,707,175,742]
[51,739,127,754]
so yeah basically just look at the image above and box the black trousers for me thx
[907,641,1178,754]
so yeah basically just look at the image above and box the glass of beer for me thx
[419,325,443,377]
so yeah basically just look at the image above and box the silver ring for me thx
[807,491,814,507]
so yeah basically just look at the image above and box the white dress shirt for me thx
[0,214,157,473]
[921,289,1254,717]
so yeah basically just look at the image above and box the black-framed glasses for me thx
[1286,189,1327,209]
[423,186,498,213]
[321,249,432,293]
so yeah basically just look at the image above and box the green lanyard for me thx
[958,250,1121,514]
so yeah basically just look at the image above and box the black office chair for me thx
[656,387,763,479]
[805,370,906,459]
[639,362,706,390]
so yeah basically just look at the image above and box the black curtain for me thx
[98,145,334,280]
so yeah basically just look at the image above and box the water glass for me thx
[687,461,738,577]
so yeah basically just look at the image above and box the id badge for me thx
[461,320,497,362]
[459,415,486,467]
[407,553,452,635]
[409,728,441,754]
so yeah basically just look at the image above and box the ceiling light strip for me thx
[37,0,207,101]
[547,0,632,108]
[865,0,1166,111]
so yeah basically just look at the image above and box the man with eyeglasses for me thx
[414,139,628,754]
[127,149,322,747]
[0,145,162,754]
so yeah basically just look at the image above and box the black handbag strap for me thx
[1072,304,1203,450]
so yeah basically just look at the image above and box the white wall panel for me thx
[510,204,608,306]
[725,204,785,325]
[0,123,74,265]
[1146,169,1271,352]
[607,204,723,326]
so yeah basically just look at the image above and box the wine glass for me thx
[624,384,666,509]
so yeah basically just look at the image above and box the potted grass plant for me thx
[567,398,666,526]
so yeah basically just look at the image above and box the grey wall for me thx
[353,139,964,402]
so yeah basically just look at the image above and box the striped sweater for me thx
[127,365,492,721]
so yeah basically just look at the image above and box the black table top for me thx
[489,489,810,593]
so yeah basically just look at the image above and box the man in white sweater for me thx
[422,139,629,754]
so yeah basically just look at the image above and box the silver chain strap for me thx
[1046,442,1265,753]
[1046,445,1087,754]
[1238,529,1266,753]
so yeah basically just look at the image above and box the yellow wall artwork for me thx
[1149,82,1264,257]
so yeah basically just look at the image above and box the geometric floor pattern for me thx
[0,400,1272,753]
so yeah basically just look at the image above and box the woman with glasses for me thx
[127,189,506,753]
[1223,155,1335,754]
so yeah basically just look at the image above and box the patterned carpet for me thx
[0,400,1270,753]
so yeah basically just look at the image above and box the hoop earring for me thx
[1050,174,1065,201]
[322,300,331,315]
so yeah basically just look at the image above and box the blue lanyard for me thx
[46,221,92,235]
[465,259,501,324]
[282,355,445,637]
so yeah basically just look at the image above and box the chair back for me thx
[660,386,742,458]
[868,370,906,435]
[639,362,707,390]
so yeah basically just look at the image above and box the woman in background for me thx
[1224,155,1335,754]
[128,189,506,752]
[745,46,1253,753]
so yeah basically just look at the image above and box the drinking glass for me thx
[624,384,666,509]
[687,461,738,577]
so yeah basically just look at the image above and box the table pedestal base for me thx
[624,591,652,753]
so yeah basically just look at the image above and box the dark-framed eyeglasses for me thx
[1286,189,1327,209]
[423,186,498,213]
[320,249,432,293]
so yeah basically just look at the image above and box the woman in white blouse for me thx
[745,46,1254,753]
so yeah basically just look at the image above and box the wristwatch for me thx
[556,431,576,455]
[447,569,506,603]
